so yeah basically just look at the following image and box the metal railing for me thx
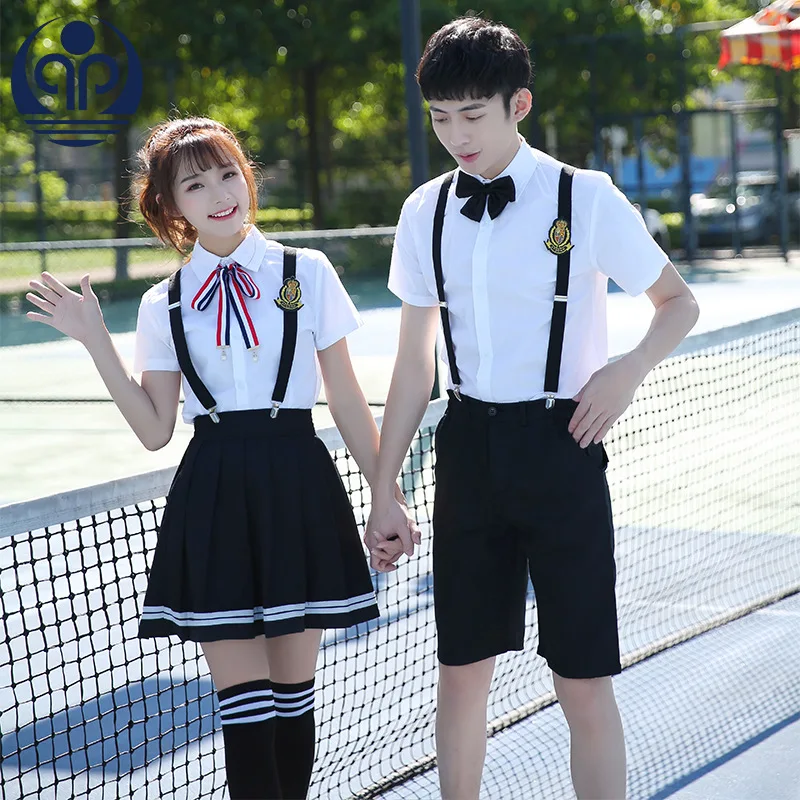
[0,227,397,278]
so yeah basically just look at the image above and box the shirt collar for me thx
[189,225,268,279]
[458,136,539,197]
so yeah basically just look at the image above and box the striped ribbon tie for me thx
[191,262,261,360]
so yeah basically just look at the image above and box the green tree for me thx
[2,0,775,242]
[411,0,759,166]
[0,0,59,232]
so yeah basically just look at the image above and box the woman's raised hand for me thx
[27,273,106,345]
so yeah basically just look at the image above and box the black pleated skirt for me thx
[138,409,379,641]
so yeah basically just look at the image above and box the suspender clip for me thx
[452,385,462,401]
[208,406,220,423]
[438,300,448,308]
[545,394,555,410]
[270,402,281,419]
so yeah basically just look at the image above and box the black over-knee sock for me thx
[218,679,282,800]
[271,679,316,800]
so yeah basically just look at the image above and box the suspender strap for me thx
[167,270,220,423]
[543,165,576,408]
[270,246,299,418]
[432,171,461,397]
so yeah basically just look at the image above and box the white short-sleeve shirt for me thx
[134,226,362,422]
[388,141,668,403]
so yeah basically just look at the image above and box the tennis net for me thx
[1,308,799,799]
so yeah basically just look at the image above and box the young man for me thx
[366,16,699,800]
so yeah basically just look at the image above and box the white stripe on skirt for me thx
[141,592,377,627]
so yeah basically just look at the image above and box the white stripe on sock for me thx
[275,700,315,718]
[220,700,275,718]
[274,697,315,711]
[221,709,276,725]
[218,689,273,707]
[272,687,314,701]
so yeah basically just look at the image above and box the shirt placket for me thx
[229,285,252,409]
[473,215,494,398]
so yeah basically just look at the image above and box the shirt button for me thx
[487,406,497,417]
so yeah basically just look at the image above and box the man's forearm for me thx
[372,355,437,505]
[624,293,699,382]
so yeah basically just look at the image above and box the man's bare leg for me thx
[436,656,496,800]
[554,673,626,799]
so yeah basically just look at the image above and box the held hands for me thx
[569,354,646,447]
[364,484,422,573]
[26,273,106,345]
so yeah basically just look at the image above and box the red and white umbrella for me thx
[719,0,800,71]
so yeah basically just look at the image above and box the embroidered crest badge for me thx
[274,277,304,311]
[544,218,574,255]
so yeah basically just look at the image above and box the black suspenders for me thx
[271,246,299,417]
[431,165,575,408]
[543,165,575,408]
[168,270,220,422]
[167,245,300,422]
[432,171,459,396]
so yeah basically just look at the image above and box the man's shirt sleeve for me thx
[388,194,440,307]
[588,172,669,297]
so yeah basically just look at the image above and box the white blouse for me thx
[134,226,362,422]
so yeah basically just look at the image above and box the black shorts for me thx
[432,393,621,679]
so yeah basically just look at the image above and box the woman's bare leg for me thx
[202,638,279,799]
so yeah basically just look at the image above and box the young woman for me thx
[27,116,415,800]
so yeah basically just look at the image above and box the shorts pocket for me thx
[561,425,608,472]
[585,440,609,471]
[433,407,452,445]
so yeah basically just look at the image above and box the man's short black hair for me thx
[416,17,532,112]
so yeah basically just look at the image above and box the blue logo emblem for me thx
[11,17,143,148]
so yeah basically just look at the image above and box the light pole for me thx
[400,0,442,399]
[400,0,429,189]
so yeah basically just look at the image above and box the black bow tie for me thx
[455,172,516,222]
